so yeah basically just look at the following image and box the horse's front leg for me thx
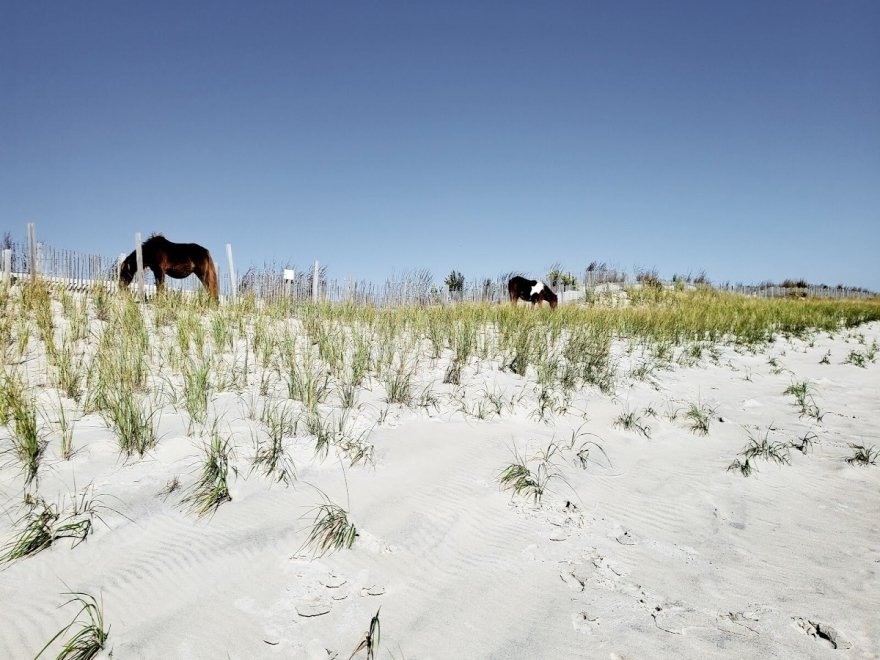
[151,267,165,293]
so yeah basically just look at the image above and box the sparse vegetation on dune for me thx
[1,285,877,463]
[0,278,878,656]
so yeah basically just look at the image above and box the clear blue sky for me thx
[2,1,878,288]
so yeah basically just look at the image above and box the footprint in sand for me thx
[296,600,332,618]
[716,610,762,637]
[793,617,852,650]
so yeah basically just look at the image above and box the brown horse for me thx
[508,276,558,308]
[119,234,219,299]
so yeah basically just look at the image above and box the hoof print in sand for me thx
[329,585,351,601]
[297,601,332,618]
[323,574,351,600]
[361,584,385,596]
[793,617,852,650]
[550,529,570,542]
[572,611,600,634]
[652,603,710,635]
[322,574,347,589]
[560,570,585,592]
[616,530,639,546]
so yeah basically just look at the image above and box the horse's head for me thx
[546,290,559,309]
[118,256,135,286]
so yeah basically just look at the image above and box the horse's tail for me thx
[204,252,220,301]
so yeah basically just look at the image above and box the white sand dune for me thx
[1,319,879,659]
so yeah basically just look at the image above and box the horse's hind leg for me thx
[197,257,220,302]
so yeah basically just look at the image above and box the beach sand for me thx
[1,316,878,659]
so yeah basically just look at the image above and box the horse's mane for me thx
[143,233,166,247]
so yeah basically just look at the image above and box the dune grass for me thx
[0,490,107,563]
[302,494,358,557]
[728,426,791,477]
[35,592,109,660]
[685,398,716,436]
[845,443,878,466]
[498,442,565,506]
[350,608,382,660]
[8,389,46,485]
[183,432,234,516]
[2,281,878,490]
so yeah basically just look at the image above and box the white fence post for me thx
[225,243,237,302]
[28,222,37,283]
[312,260,319,302]
[134,232,145,301]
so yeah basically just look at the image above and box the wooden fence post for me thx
[1,249,10,287]
[134,232,145,301]
[225,243,236,302]
[28,222,37,282]
[312,260,319,302]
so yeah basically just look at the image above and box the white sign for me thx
[283,269,296,281]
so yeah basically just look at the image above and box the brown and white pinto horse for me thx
[508,276,558,308]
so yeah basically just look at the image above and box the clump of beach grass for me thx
[183,431,234,516]
[301,491,358,557]
[1,489,108,563]
[498,442,564,506]
[51,334,86,402]
[614,406,651,438]
[728,426,791,477]
[181,356,212,430]
[845,444,878,466]
[8,389,46,486]
[53,396,77,460]
[383,359,415,405]
[102,389,159,457]
[35,591,109,660]
[789,430,818,455]
[565,425,611,470]
[349,608,381,660]
[0,497,58,562]
[844,349,869,368]
[254,399,298,484]
[784,380,824,422]
[685,398,716,436]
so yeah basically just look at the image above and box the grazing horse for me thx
[119,234,219,300]
[508,276,558,308]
